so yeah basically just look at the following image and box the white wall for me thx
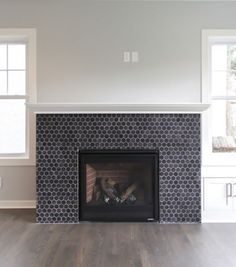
[0,167,35,201]
[0,0,236,202]
[1,1,236,104]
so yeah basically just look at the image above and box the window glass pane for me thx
[8,71,26,95]
[227,70,236,96]
[8,44,26,70]
[229,45,236,72]
[212,44,236,96]
[0,71,7,94]
[212,45,227,71]
[212,45,228,96]
[0,99,26,154]
[0,45,7,70]
[228,46,236,96]
[212,100,236,153]
[211,71,227,96]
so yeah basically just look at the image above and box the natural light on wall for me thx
[0,44,26,155]
[211,44,236,153]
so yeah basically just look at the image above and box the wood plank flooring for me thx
[0,210,236,267]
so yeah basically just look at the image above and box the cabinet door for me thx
[204,178,233,211]
[232,181,236,210]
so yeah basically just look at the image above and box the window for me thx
[202,30,236,166]
[211,44,236,153]
[0,29,36,166]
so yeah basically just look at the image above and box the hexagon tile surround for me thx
[36,114,201,223]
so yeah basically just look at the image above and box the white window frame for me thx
[202,29,236,167]
[0,29,36,166]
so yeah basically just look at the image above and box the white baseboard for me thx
[0,200,36,209]
[202,210,236,223]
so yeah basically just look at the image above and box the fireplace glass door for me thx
[79,151,158,221]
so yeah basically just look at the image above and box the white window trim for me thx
[0,29,36,166]
[202,29,236,167]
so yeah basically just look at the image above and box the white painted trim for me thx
[202,211,236,223]
[26,103,210,114]
[0,28,37,167]
[202,166,236,177]
[203,29,236,43]
[0,200,36,209]
[0,95,27,99]
[213,96,236,100]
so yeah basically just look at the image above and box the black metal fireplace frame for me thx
[78,150,159,222]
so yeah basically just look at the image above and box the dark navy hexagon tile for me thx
[36,114,201,223]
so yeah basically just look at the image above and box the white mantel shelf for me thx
[27,103,210,114]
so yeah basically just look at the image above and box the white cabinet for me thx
[232,182,236,207]
[204,178,233,210]
[203,177,236,222]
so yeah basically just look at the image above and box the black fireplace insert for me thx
[79,150,159,222]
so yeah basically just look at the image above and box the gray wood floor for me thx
[0,210,236,267]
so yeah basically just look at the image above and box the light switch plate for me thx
[132,51,139,63]
[123,51,130,62]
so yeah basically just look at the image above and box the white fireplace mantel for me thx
[27,103,210,114]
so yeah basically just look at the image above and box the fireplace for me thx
[36,114,201,223]
[79,150,159,222]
